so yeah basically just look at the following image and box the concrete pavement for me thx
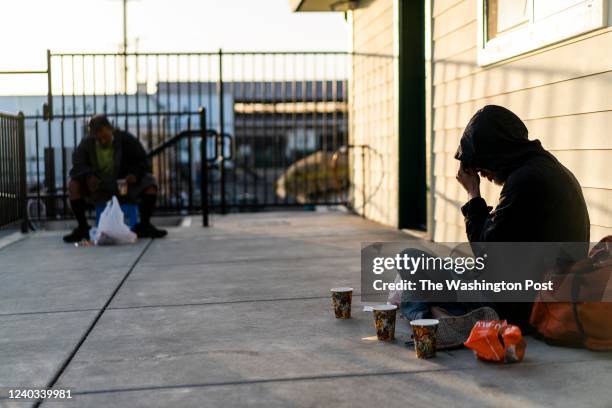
[1,211,611,407]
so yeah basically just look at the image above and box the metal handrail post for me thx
[217,49,226,214]
[199,107,209,227]
[45,50,53,120]
[18,112,28,232]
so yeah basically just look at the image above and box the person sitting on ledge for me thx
[63,114,167,243]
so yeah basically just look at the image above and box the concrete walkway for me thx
[1,211,611,407]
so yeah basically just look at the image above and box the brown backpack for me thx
[529,236,612,350]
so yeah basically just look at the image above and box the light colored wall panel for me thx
[432,21,478,61]
[433,0,476,40]
[433,151,459,178]
[433,221,468,241]
[432,128,462,154]
[432,47,478,85]
[433,0,465,18]
[433,111,612,153]
[591,225,612,241]
[433,28,612,88]
[527,112,612,151]
[433,35,612,108]
[433,72,612,131]
[583,188,612,228]
[350,0,398,227]
[551,150,612,190]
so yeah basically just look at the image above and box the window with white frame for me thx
[478,0,610,65]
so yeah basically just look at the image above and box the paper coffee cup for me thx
[330,287,353,319]
[372,304,397,341]
[410,319,439,358]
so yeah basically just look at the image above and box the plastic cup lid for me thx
[330,287,353,292]
[410,319,439,326]
[372,304,397,311]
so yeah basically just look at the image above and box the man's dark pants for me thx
[67,173,159,232]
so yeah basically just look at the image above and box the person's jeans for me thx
[398,248,492,320]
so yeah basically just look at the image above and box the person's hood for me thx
[454,105,545,174]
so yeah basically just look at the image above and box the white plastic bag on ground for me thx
[93,196,137,245]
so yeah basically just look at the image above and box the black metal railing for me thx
[2,50,394,223]
[145,112,219,223]
[0,111,27,231]
[144,107,213,226]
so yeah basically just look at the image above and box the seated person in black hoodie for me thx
[455,105,590,328]
[63,115,167,242]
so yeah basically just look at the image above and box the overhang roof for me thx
[290,0,357,12]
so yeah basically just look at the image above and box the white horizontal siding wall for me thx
[431,0,612,241]
[349,0,399,227]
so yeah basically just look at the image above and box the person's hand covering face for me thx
[456,162,481,200]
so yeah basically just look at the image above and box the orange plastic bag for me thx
[464,320,526,363]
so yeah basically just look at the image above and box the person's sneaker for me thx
[133,222,167,239]
[63,226,91,243]
[434,306,499,350]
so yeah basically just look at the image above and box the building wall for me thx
[431,0,612,241]
[349,0,399,227]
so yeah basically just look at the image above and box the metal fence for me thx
[6,50,394,224]
[0,111,27,231]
